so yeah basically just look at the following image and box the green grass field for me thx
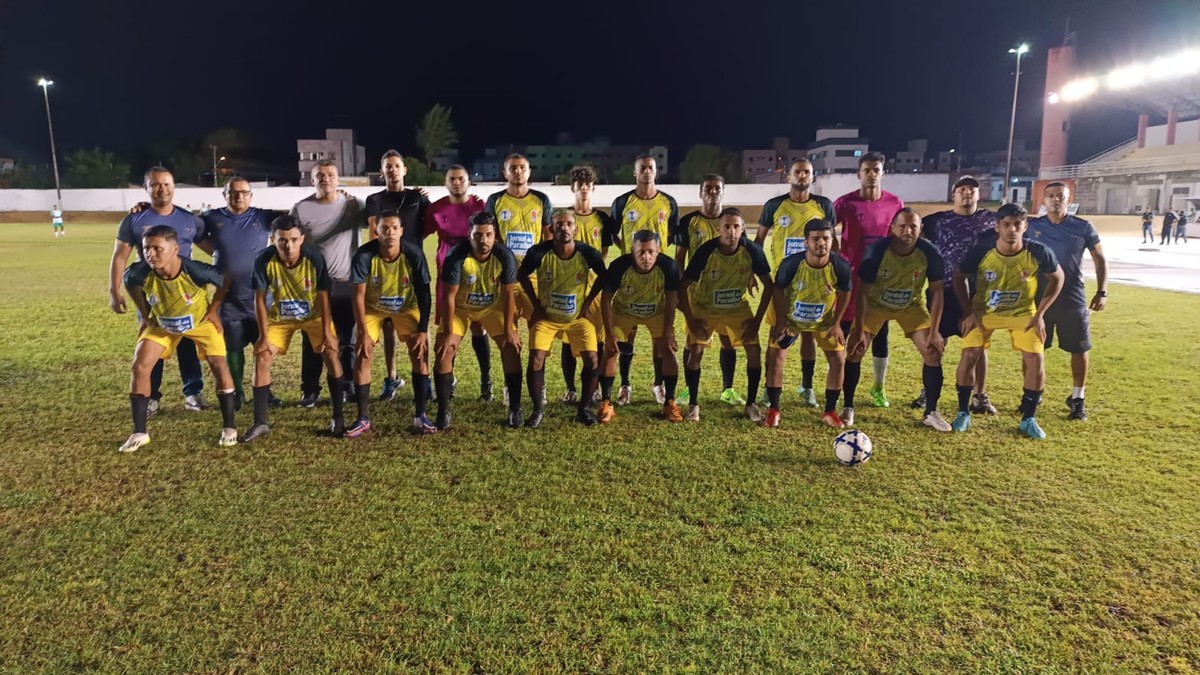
[2,222,1199,672]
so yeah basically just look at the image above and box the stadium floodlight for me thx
[1009,43,1030,55]
[1052,46,1200,103]
[36,77,63,207]
[1003,43,1029,203]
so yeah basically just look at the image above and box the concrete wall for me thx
[1145,119,1200,147]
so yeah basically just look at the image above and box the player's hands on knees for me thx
[664,332,678,354]
[412,332,429,360]
[1026,315,1046,343]
[604,334,619,356]
[849,327,867,356]
[505,328,522,351]
[254,338,276,357]
[928,332,946,357]
[355,337,372,359]
[741,318,760,344]
[960,313,981,336]
[323,333,340,355]
[1089,292,1107,312]
[137,319,152,336]
[110,293,127,314]
[826,323,846,348]
[204,310,223,334]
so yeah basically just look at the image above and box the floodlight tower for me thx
[1003,44,1029,203]
[1040,41,1075,170]
[37,78,63,206]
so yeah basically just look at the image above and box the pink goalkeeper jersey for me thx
[425,196,486,268]
[833,189,903,321]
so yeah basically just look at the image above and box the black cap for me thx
[953,176,980,189]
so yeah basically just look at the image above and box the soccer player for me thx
[1177,210,1190,244]
[435,211,523,428]
[121,226,238,452]
[678,208,773,422]
[764,219,851,428]
[834,152,903,408]
[953,203,1064,439]
[348,211,434,436]
[109,166,207,414]
[912,176,998,415]
[1140,209,1155,244]
[1027,182,1107,421]
[241,216,345,442]
[610,154,679,405]
[291,159,367,408]
[365,150,431,401]
[517,209,607,427]
[756,159,836,408]
[51,204,65,237]
[847,208,951,431]
[1161,210,1176,246]
[599,230,682,423]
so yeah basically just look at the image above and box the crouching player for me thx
[764,219,851,428]
[122,225,238,451]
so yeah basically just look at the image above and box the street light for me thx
[1003,43,1029,204]
[36,78,63,207]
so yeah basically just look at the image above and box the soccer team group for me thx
[105,150,1108,452]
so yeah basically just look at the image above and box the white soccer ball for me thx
[834,430,873,467]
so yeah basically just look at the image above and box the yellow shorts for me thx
[139,320,226,359]
[564,294,605,345]
[963,314,1043,354]
[531,319,597,356]
[769,326,844,352]
[515,280,537,321]
[687,308,757,348]
[862,305,931,337]
[611,312,670,342]
[266,318,333,355]
[364,310,421,344]
[449,306,507,338]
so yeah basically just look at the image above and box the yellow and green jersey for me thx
[758,193,835,269]
[773,252,853,331]
[610,189,679,252]
[124,258,224,334]
[517,242,607,323]
[350,239,432,329]
[677,211,722,252]
[440,240,519,311]
[574,210,617,252]
[959,239,1059,318]
[251,246,332,323]
[485,189,552,260]
[683,238,771,316]
[603,253,680,319]
[856,237,945,312]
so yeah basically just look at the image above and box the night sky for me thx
[3,0,1198,171]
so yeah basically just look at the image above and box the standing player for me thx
[610,154,679,405]
[1140,209,1155,243]
[1027,182,1107,421]
[598,230,682,423]
[51,204,65,237]
[1177,210,1190,244]
[109,166,207,414]
[365,150,431,401]
[435,212,523,428]
[121,226,238,452]
[678,208,773,422]
[1160,210,1176,246]
[764,219,851,428]
[834,152,903,408]
[348,212,434,436]
[241,216,345,442]
[912,176,998,415]
[953,203,1064,439]
[756,159,836,408]
[848,208,952,431]
[517,209,607,427]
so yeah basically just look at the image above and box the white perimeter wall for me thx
[0,174,951,212]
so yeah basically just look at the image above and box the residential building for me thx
[296,128,367,183]
[807,126,869,174]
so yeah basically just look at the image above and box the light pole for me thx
[1003,43,1029,204]
[36,78,63,207]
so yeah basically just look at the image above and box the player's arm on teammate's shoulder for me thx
[517,245,546,322]
[769,261,791,343]
[581,246,608,312]
[600,263,619,354]
[412,247,433,335]
[750,244,774,324]
[1033,245,1065,317]
[756,199,774,245]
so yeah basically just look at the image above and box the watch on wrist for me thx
[1098,290,1108,297]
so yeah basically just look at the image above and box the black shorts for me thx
[1043,302,1091,353]
[937,289,966,340]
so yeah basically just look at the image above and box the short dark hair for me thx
[315,159,338,170]
[570,165,597,185]
[631,230,661,246]
[446,164,468,173]
[376,210,403,226]
[789,158,814,171]
[701,173,725,186]
[804,218,834,236]
[143,165,172,185]
[891,206,921,224]
[859,151,886,168]
[504,153,526,165]
[551,207,575,221]
[1044,181,1069,192]
[719,207,743,220]
[996,202,1028,220]
[223,176,249,192]
[271,214,304,232]
[635,153,655,164]
[380,149,404,164]
[469,211,497,230]
[143,225,177,242]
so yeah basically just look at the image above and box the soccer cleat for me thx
[597,400,616,424]
[685,404,701,422]
[576,407,599,426]
[592,389,602,404]
[218,428,239,447]
[910,389,927,409]
[560,389,578,404]
[951,411,972,432]
[240,423,270,443]
[820,411,845,429]
[268,390,284,408]
[413,414,437,435]
[720,388,747,406]
[922,411,953,432]
[146,398,160,418]
[745,403,765,423]
[480,382,493,402]
[616,385,633,406]
[345,417,372,438]
[1019,417,1047,440]
[764,407,781,428]
[651,384,667,405]
[507,408,524,429]
[329,419,346,438]
[524,410,544,429]
[184,393,211,411]
[798,387,819,408]
[970,392,997,415]
[869,384,890,408]
[841,407,855,426]
[663,400,684,423]
[436,410,452,431]
[380,377,403,402]
[1066,396,1088,421]
[298,392,319,409]
[118,433,150,453]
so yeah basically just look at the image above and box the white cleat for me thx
[922,410,953,432]
[745,403,765,423]
[651,384,667,405]
[616,385,633,406]
[841,407,855,426]
[218,428,239,447]
[685,404,701,422]
[118,433,150,453]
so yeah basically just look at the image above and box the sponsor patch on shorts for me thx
[987,290,1022,309]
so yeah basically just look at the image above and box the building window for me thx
[854,150,863,157]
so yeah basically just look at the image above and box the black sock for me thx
[957,385,973,413]
[685,368,701,406]
[130,394,149,434]
[504,372,522,413]
[747,367,762,405]
[664,375,678,400]
[561,346,577,391]
[618,343,634,386]
[801,359,815,390]
[825,389,840,413]
[719,348,736,390]
[252,385,270,426]
[600,375,615,401]
[922,365,944,414]
[327,376,344,423]
[580,362,598,409]
[472,335,492,386]
[435,371,453,418]
[413,372,430,416]
[844,361,861,408]
[217,391,236,429]
[527,365,546,412]
[652,356,663,386]
[767,386,781,408]
[1019,388,1042,420]
[357,382,371,420]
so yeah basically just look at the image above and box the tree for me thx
[612,165,634,184]
[679,144,744,184]
[404,158,445,187]
[0,163,54,189]
[65,148,132,188]
[415,104,459,169]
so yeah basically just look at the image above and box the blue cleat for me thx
[345,417,372,438]
[1018,417,1046,440]
[951,411,972,432]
